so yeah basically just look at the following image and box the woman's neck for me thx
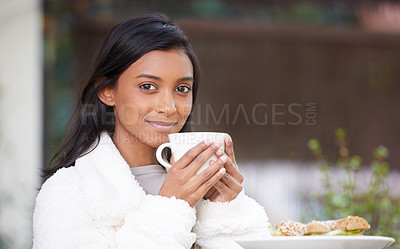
[112,129,158,167]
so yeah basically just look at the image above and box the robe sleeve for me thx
[193,190,271,249]
[33,172,196,249]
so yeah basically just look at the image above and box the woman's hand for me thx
[203,135,244,202]
[158,140,228,207]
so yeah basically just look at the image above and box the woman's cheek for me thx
[115,103,142,125]
[179,98,193,117]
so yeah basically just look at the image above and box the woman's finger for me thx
[215,149,243,184]
[197,167,226,196]
[174,140,211,169]
[203,186,217,200]
[208,186,220,200]
[220,173,243,193]
[170,154,175,164]
[185,141,223,176]
[194,154,227,189]
[200,154,226,177]
[225,135,237,166]
[223,158,244,184]
[212,179,237,201]
[203,160,218,200]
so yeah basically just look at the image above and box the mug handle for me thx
[156,142,173,171]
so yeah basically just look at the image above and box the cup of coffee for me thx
[156,132,228,174]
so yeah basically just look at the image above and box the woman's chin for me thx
[141,132,170,148]
[138,124,185,148]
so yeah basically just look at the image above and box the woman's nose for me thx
[155,92,176,116]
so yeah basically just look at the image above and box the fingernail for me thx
[219,168,226,174]
[220,155,227,162]
[216,149,223,156]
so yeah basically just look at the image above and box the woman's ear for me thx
[98,86,116,106]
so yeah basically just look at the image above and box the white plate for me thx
[235,236,395,249]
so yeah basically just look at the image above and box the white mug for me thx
[156,132,227,174]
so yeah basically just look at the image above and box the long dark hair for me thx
[43,13,200,180]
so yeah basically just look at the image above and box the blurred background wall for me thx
[1,0,399,248]
[43,0,400,167]
[0,0,42,248]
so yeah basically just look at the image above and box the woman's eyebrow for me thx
[136,73,161,80]
[136,74,194,82]
[179,76,194,82]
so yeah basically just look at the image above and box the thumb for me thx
[170,154,176,164]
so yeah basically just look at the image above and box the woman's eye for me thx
[139,83,157,91]
[176,85,191,93]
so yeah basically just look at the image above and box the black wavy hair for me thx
[43,13,200,180]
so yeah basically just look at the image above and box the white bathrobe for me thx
[32,132,271,249]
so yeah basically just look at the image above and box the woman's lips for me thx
[146,121,177,132]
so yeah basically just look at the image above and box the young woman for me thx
[33,13,271,249]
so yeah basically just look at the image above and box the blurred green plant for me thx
[303,128,399,248]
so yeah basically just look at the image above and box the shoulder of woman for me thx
[37,166,80,200]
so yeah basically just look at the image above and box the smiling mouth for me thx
[146,121,177,132]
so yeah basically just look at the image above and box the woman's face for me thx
[102,48,194,148]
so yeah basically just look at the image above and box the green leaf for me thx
[372,161,380,171]
[310,230,364,236]
[381,162,389,172]
[373,145,390,159]
[321,165,331,172]
[339,147,349,157]
[335,128,346,139]
[350,156,361,168]
[331,195,347,208]
[366,198,377,210]
[308,138,320,151]
[380,198,390,210]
